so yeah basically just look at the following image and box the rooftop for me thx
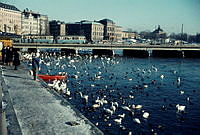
[0,2,20,12]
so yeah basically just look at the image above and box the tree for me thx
[196,33,200,43]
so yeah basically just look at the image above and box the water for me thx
[37,54,200,135]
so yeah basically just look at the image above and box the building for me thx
[151,25,166,39]
[49,20,66,36]
[0,2,21,34]
[81,21,104,42]
[66,23,82,36]
[150,25,167,44]
[122,31,137,40]
[21,9,49,35]
[66,21,104,42]
[99,19,116,41]
[115,26,122,42]
[40,15,49,35]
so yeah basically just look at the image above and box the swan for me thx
[180,90,184,95]
[114,118,122,124]
[176,104,186,112]
[152,66,158,72]
[160,74,164,79]
[92,103,100,109]
[118,113,125,118]
[104,108,113,115]
[121,106,131,111]
[133,118,141,124]
[79,92,89,103]
[132,104,143,109]
[110,102,116,112]
[143,112,150,119]
[177,77,181,86]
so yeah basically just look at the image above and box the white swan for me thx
[133,118,141,124]
[143,112,150,119]
[114,118,122,124]
[176,104,186,112]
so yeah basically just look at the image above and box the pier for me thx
[0,64,103,135]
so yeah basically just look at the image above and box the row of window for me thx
[107,27,115,31]
[0,11,20,18]
[0,18,20,23]
[22,26,39,29]
[57,36,85,40]
[92,32,103,36]
[108,33,115,36]
[0,8,20,14]
[92,27,104,31]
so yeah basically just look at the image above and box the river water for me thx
[37,53,200,135]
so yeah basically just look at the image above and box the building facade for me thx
[122,31,137,40]
[21,9,49,35]
[66,23,82,36]
[81,21,104,42]
[115,26,122,41]
[0,2,21,34]
[99,19,116,41]
[49,20,66,36]
[66,21,104,42]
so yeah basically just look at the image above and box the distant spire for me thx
[158,25,160,30]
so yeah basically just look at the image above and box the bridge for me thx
[13,43,200,58]
[13,43,200,51]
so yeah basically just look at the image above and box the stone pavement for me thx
[0,64,103,135]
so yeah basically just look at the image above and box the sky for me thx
[1,0,200,34]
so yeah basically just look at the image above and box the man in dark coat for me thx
[1,46,6,65]
[13,50,20,70]
[32,52,40,81]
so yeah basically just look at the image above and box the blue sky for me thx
[3,0,200,34]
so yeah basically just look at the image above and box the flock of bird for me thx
[22,51,194,135]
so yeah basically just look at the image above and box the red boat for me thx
[38,74,67,82]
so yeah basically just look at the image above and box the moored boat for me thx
[38,74,67,82]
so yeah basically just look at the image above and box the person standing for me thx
[13,50,20,70]
[5,47,9,65]
[32,52,40,81]
[7,47,13,66]
[1,46,6,65]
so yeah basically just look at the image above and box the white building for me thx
[0,2,21,34]
[21,9,49,35]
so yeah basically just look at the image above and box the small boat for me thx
[38,74,67,82]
